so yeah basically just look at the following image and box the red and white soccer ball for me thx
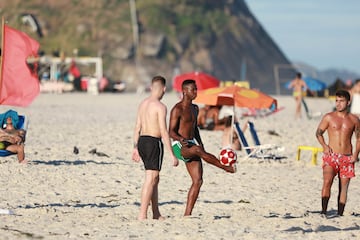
[219,148,237,166]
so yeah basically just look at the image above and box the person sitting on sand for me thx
[0,117,26,163]
[198,105,226,130]
[197,105,210,129]
[222,116,242,151]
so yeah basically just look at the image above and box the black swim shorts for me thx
[138,135,164,171]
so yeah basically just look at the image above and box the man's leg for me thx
[321,166,336,214]
[6,144,26,163]
[138,170,159,220]
[184,146,235,173]
[338,177,350,216]
[184,160,203,216]
[296,98,301,118]
[150,175,164,219]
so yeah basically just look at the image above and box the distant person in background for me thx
[0,117,26,163]
[288,72,308,119]
[222,116,242,151]
[197,105,210,129]
[68,60,82,91]
[350,79,360,118]
[198,105,226,130]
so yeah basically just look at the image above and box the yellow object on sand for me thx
[296,145,323,165]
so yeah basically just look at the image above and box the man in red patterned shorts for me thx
[316,89,360,216]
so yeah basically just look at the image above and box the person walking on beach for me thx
[169,79,235,216]
[288,72,308,119]
[316,89,360,216]
[132,75,179,220]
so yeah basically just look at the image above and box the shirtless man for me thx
[132,76,179,220]
[169,79,235,216]
[0,117,26,163]
[288,72,308,119]
[316,89,360,216]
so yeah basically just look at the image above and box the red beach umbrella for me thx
[172,71,220,92]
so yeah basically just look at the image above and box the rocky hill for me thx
[1,0,296,94]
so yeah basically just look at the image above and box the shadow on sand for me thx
[31,159,116,166]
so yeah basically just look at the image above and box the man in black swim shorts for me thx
[132,76,179,220]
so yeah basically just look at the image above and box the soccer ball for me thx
[219,148,237,166]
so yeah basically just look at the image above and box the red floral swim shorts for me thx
[322,153,355,178]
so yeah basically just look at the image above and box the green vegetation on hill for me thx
[1,0,297,93]
[2,0,230,58]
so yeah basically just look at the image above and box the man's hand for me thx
[323,145,332,155]
[172,156,179,167]
[350,155,359,163]
[180,138,188,146]
[132,148,141,162]
[14,135,22,144]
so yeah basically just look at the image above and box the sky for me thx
[246,0,360,74]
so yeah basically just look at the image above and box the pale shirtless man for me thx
[0,117,26,163]
[132,76,179,220]
[288,72,308,119]
[169,79,235,216]
[316,90,360,216]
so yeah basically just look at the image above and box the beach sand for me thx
[0,92,359,239]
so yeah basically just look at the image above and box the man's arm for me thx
[302,80,309,90]
[352,118,360,163]
[0,128,21,144]
[132,106,142,162]
[315,114,331,154]
[158,105,179,167]
[193,105,203,147]
[169,106,183,141]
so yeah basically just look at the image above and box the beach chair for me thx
[234,121,285,160]
[0,115,26,157]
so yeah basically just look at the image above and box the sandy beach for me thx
[0,92,359,239]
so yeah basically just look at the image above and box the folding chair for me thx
[234,121,285,160]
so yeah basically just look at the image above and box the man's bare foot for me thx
[19,159,28,164]
[138,216,147,221]
[154,215,165,220]
[224,164,236,173]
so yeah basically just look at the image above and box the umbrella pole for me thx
[230,105,235,146]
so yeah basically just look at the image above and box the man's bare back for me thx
[137,97,165,138]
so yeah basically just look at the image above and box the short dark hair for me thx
[182,79,196,89]
[296,72,302,78]
[335,89,350,101]
[152,75,166,86]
